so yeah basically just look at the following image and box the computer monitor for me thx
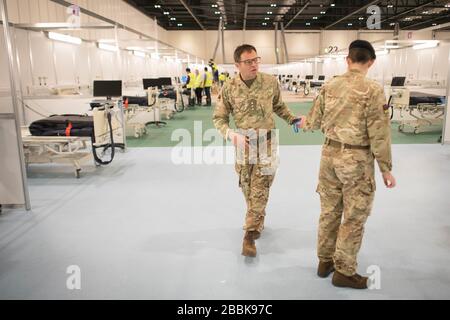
[159,77,172,87]
[143,77,172,89]
[318,75,325,81]
[93,80,122,98]
[143,78,160,89]
[391,76,406,87]
[305,75,314,80]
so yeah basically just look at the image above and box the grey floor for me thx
[1,144,450,299]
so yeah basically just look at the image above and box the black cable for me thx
[388,96,394,120]
[91,111,116,165]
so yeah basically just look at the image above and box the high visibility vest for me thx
[194,73,204,88]
[219,74,226,82]
[187,72,195,88]
[205,71,213,87]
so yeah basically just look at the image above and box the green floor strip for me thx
[127,103,442,148]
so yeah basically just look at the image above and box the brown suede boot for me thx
[317,261,335,278]
[252,231,261,240]
[241,231,257,257]
[332,270,368,289]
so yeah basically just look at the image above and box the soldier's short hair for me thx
[234,44,257,63]
[347,48,375,63]
[347,40,376,63]
[186,68,191,72]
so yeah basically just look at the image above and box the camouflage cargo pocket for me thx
[360,177,376,196]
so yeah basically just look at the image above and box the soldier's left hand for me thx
[292,116,306,133]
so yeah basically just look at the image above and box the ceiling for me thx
[125,0,450,31]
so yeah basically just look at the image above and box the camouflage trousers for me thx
[235,135,278,233]
[316,143,376,276]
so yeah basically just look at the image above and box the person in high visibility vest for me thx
[218,72,227,87]
[209,59,219,83]
[194,69,204,106]
[185,68,196,106]
[203,67,213,106]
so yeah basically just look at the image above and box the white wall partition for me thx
[0,0,30,210]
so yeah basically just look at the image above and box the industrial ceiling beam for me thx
[324,0,383,29]
[285,0,311,29]
[178,0,206,30]
[378,0,438,25]
[243,1,248,30]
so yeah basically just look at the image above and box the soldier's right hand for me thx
[382,172,396,188]
[229,131,249,149]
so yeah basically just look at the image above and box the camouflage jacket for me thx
[213,72,298,138]
[304,69,392,173]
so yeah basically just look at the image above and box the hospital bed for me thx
[388,77,446,134]
[22,82,125,178]
[122,79,186,137]
[22,126,91,178]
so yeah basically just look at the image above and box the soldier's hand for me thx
[229,131,249,149]
[292,116,306,133]
[382,172,396,188]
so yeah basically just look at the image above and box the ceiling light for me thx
[331,3,335,7]
[376,50,389,56]
[177,23,183,26]
[170,17,176,20]
[154,5,161,8]
[385,44,399,49]
[422,11,429,14]
[320,11,326,14]
[265,17,270,20]
[413,40,439,50]
[215,11,220,14]
[387,4,393,8]
[163,11,169,15]
[267,11,272,14]
[358,17,364,20]
[271,4,277,7]
[348,23,353,26]
[306,22,311,26]
[133,51,146,58]
[47,32,81,45]
[98,39,115,43]
[98,42,118,52]
[262,22,267,26]
[446,4,450,8]
[211,4,218,8]
[432,23,437,26]
[313,16,318,19]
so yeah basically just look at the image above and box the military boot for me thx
[252,231,261,240]
[332,271,368,289]
[241,231,257,257]
[317,260,335,278]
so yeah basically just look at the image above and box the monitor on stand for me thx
[93,80,122,101]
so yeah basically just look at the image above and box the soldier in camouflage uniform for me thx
[300,40,396,289]
[213,44,301,257]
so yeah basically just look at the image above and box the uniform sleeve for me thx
[367,85,393,173]
[303,87,325,131]
[272,81,298,125]
[212,85,233,139]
